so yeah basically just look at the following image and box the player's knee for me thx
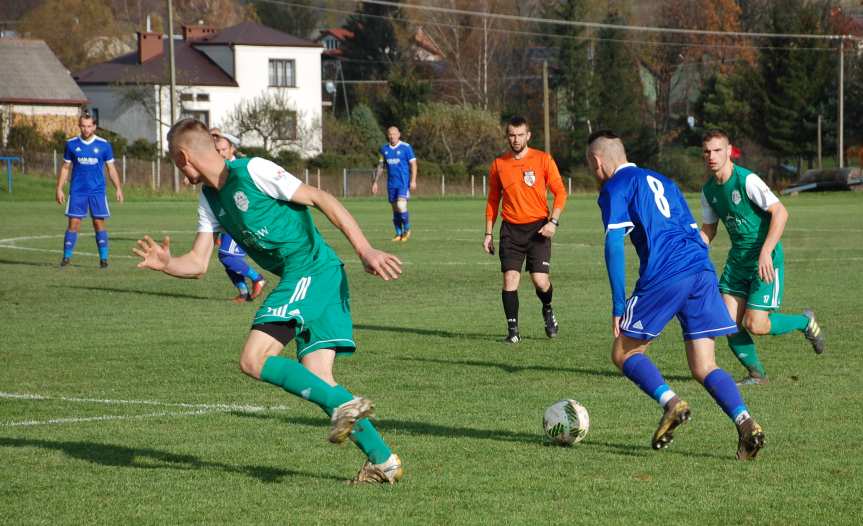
[689,362,718,383]
[743,315,769,335]
[395,198,408,213]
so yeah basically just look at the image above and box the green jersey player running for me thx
[699,130,825,385]
[134,119,404,484]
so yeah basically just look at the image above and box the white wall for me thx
[81,85,160,144]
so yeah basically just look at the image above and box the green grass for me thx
[1,176,862,525]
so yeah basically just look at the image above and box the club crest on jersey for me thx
[731,189,742,205]
[523,170,536,187]
[233,191,249,212]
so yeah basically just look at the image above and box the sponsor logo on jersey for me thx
[77,157,99,165]
[75,147,82,152]
[386,157,401,165]
[233,191,249,212]
[632,320,644,330]
[523,170,536,187]
[731,189,742,205]
[94,147,99,154]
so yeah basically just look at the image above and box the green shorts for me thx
[718,247,784,311]
[253,264,356,359]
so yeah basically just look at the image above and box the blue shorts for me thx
[66,192,110,219]
[387,186,410,203]
[619,270,738,341]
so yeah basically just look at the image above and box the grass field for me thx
[1,175,862,525]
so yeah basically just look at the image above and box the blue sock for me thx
[63,230,78,259]
[95,230,109,261]
[237,282,249,295]
[392,211,402,235]
[400,211,410,232]
[621,354,676,407]
[245,267,262,282]
[703,368,750,425]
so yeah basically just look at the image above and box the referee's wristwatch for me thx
[548,217,560,227]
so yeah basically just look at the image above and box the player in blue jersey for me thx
[587,130,764,460]
[210,129,267,302]
[55,112,124,268]
[372,126,417,242]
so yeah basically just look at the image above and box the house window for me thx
[180,93,194,102]
[325,38,338,50]
[197,93,210,102]
[274,110,297,141]
[181,110,210,127]
[269,59,296,87]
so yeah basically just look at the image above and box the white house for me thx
[75,22,324,158]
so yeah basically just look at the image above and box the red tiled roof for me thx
[75,39,237,86]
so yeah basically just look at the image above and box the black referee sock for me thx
[502,290,519,331]
[535,284,553,308]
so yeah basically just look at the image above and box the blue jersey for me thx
[218,233,247,256]
[63,135,114,194]
[379,141,415,189]
[599,164,714,294]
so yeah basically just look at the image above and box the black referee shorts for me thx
[498,219,551,274]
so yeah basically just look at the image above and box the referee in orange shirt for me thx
[483,116,568,343]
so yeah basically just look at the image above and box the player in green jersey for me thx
[133,119,404,484]
[699,130,825,385]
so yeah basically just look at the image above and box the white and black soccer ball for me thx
[543,399,589,446]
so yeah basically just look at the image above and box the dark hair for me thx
[507,115,529,131]
[79,110,94,123]
[702,129,730,143]
[587,129,619,146]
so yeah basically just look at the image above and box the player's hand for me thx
[410,180,417,191]
[758,250,774,283]
[359,247,402,281]
[538,222,557,238]
[612,316,621,338]
[116,188,125,203]
[371,181,379,195]
[133,235,171,271]
[482,234,495,255]
[55,188,65,205]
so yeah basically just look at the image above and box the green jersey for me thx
[198,157,341,277]
[701,164,780,266]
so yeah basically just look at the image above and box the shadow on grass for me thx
[62,284,217,302]
[0,257,57,268]
[399,356,694,382]
[233,412,722,459]
[355,323,494,341]
[0,437,343,482]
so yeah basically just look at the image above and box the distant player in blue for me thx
[210,128,267,302]
[372,126,417,242]
[55,112,124,268]
[587,130,764,460]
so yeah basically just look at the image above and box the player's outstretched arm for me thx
[133,232,214,279]
[292,184,402,281]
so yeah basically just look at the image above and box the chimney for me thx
[182,24,217,42]
[137,31,164,64]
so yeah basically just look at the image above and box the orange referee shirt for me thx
[485,148,567,225]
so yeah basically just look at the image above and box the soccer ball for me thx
[543,399,589,446]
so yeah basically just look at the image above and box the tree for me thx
[340,1,402,82]
[593,11,656,165]
[376,65,432,128]
[172,0,254,27]
[406,103,502,170]
[224,91,320,154]
[250,0,320,39]
[348,104,385,156]
[695,71,754,143]
[18,0,121,72]
[550,0,599,163]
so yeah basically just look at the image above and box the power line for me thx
[358,0,859,42]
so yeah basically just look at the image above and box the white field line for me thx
[0,231,190,260]
[0,391,291,428]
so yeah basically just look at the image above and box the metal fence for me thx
[0,149,581,197]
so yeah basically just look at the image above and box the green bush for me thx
[274,149,302,167]
[307,152,376,170]
[7,123,46,152]
[238,146,272,160]
[50,130,69,152]
[127,138,158,161]
[654,147,707,192]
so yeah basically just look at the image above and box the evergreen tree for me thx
[552,0,598,163]
[251,0,320,39]
[340,1,402,82]
[593,11,656,165]
[376,65,432,129]
[696,70,754,142]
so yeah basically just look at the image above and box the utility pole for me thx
[167,0,179,191]
[543,60,550,154]
[838,36,845,169]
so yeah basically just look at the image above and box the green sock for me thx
[331,385,392,464]
[727,330,767,377]
[259,356,352,411]
[768,313,809,335]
